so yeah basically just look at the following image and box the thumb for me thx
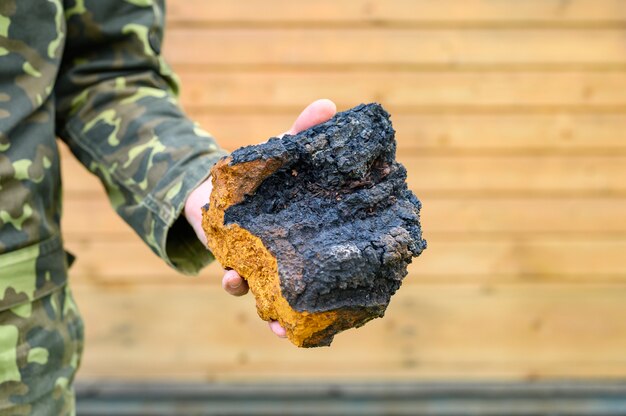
[284,99,337,136]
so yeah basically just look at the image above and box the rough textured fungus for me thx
[202,103,426,347]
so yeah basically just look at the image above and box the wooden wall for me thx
[63,1,626,381]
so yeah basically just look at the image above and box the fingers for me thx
[262,99,335,340]
[269,320,287,338]
[221,269,249,297]
[220,100,334,341]
[222,270,287,338]
[285,99,337,136]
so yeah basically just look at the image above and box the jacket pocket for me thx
[0,234,69,311]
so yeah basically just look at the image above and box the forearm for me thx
[55,0,227,273]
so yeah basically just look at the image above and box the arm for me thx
[54,0,337,337]
[55,0,227,274]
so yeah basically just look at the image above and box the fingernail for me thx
[269,321,287,338]
[229,279,242,289]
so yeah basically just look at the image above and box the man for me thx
[0,0,336,413]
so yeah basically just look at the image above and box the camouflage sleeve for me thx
[54,0,228,274]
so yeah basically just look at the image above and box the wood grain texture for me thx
[64,237,626,284]
[186,112,626,154]
[59,148,626,195]
[176,71,626,110]
[164,29,626,67]
[74,283,626,380]
[62,194,626,237]
[60,0,626,381]
[166,0,626,24]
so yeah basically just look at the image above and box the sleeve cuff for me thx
[147,150,228,275]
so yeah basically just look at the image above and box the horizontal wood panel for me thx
[166,0,626,24]
[177,71,626,110]
[59,150,626,195]
[164,29,626,67]
[64,237,626,283]
[74,283,626,380]
[399,156,625,194]
[61,0,626,382]
[60,112,626,155]
[62,194,626,236]
[187,112,626,154]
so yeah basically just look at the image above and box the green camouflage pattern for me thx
[0,285,83,415]
[0,0,227,411]
[0,0,228,304]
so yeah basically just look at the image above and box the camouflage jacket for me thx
[0,0,227,311]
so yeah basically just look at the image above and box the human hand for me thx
[185,98,337,337]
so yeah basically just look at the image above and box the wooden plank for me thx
[73,283,626,380]
[57,0,626,385]
[176,71,626,110]
[64,237,626,283]
[399,155,626,194]
[59,151,626,195]
[62,194,626,237]
[163,29,626,67]
[188,112,626,154]
[60,112,626,155]
[423,197,626,234]
[166,0,626,24]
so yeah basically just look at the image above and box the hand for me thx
[185,99,337,338]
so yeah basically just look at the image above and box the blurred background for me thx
[62,0,626,413]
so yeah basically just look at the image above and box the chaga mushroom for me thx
[202,103,426,347]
